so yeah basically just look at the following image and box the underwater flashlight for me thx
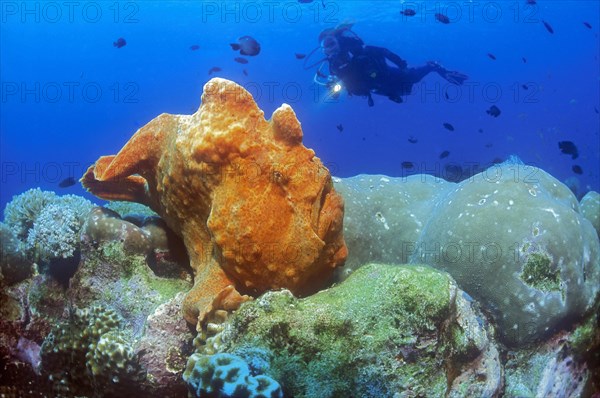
[329,81,342,100]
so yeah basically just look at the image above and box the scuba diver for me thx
[308,24,469,106]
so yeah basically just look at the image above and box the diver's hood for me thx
[317,21,355,42]
[318,28,336,43]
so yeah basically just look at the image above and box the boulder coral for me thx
[335,161,600,347]
[82,78,347,328]
[580,191,600,237]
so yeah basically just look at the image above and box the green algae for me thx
[73,241,190,327]
[521,253,560,292]
[218,264,463,398]
[568,312,600,359]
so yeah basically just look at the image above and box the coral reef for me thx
[26,203,81,262]
[40,305,144,397]
[2,76,598,396]
[1,196,195,397]
[183,352,283,398]
[0,222,33,285]
[105,201,158,218]
[195,263,501,397]
[1,189,94,283]
[335,161,600,347]
[136,292,192,397]
[82,78,347,328]
[81,207,190,278]
[72,207,192,332]
[3,188,57,241]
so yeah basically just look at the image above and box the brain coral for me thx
[82,78,347,328]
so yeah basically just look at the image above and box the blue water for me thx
[1,0,599,211]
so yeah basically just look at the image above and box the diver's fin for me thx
[438,68,469,86]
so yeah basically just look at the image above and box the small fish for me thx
[208,66,222,75]
[572,165,583,175]
[401,161,414,169]
[486,105,501,117]
[443,122,455,131]
[439,150,450,159]
[230,35,261,56]
[558,141,579,159]
[408,136,418,144]
[400,9,416,17]
[336,124,344,132]
[522,57,527,63]
[487,53,497,60]
[113,37,126,48]
[595,106,599,114]
[189,44,200,51]
[243,69,248,76]
[435,13,450,24]
[295,53,306,59]
[58,177,77,188]
[478,128,484,133]
[542,20,554,34]
[583,22,592,29]
[522,84,529,90]
[234,57,249,64]
[485,142,493,148]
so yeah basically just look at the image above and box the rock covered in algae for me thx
[82,78,347,328]
[0,222,33,285]
[72,207,193,333]
[336,160,600,347]
[194,263,502,398]
[504,310,600,397]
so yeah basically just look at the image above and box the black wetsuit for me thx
[326,32,456,105]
